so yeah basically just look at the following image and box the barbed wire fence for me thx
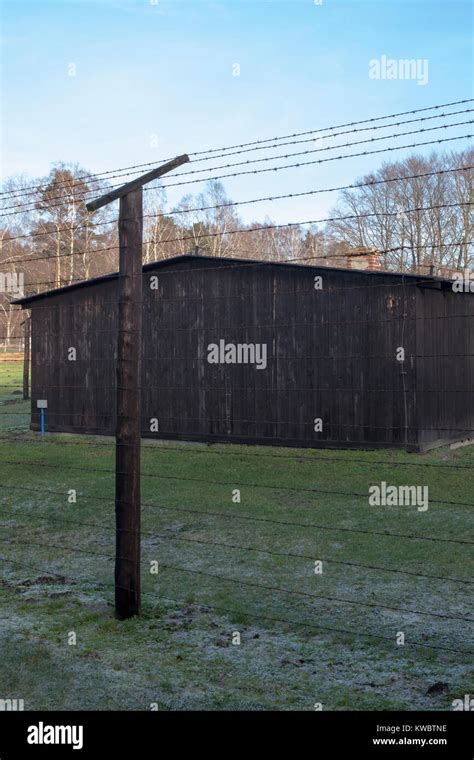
[0,100,473,704]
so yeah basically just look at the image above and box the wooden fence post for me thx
[115,188,143,619]
[86,154,189,619]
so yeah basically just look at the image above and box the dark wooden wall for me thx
[31,278,118,437]
[415,284,474,449]
[28,258,472,451]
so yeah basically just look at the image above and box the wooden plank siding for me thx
[23,255,473,451]
[415,284,474,449]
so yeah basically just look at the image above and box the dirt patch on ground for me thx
[20,575,75,587]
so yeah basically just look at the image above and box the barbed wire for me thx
[1,106,473,665]
[1,457,473,508]
[3,239,473,294]
[131,590,474,656]
[1,100,471,202]
[0,437,473,471]
[4,164,472,240]
[1,128,471,216]
[147,133,474,192]
[1,507,472,623]
[4,199,472,268]
[0,554,470,656]
[143,165,474,219]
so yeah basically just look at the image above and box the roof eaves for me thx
[12,253,461,306]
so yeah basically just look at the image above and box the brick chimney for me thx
[345,247,381,271]
[314,246,382,271]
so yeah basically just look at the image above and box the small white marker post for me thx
[36,399,48,435]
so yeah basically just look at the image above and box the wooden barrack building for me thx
[15,253,474,452]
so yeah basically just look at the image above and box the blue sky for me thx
[1,0,473,223]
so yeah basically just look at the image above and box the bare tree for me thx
[326,149,473,274]
[171,180,241,257]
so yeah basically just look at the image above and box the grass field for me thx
[0,360,473,711]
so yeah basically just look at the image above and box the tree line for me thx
[0,148,472,349]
